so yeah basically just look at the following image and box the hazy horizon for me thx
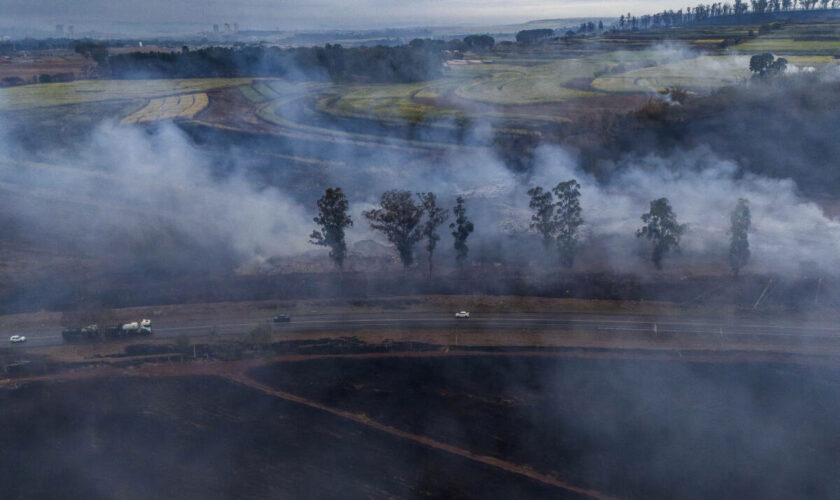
[1,0,671,33]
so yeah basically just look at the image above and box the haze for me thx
[5,0,672,31]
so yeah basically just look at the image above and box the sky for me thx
[1,0,675,32]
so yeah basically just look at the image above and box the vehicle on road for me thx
[273,315,292,323]
[454,311,470,319]
[9,335,26,343]
[62,319,152,342]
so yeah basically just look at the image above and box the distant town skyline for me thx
[2,0,679,32]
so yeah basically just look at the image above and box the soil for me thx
[249,355,840,500]
[4,348,840,499]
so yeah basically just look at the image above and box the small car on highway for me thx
[273,315,292,323]
[454,311,470,319]
[9,335,26,343]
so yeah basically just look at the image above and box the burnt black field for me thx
[2,357,840,499]
[250,356,840,500]
[0,375,576,500]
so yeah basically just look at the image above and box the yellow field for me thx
[121,93,209,124]
[0,78,253,111]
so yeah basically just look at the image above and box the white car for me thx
[9,335,26,343]
[454,311,470,319]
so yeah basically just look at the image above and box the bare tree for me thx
[310,187,353,268]
[450,196,474,269]
[636,197,686,270]
[729,198,751,278]
[417,192,449,279]
[363,190,425,269]
[552,180,584,269]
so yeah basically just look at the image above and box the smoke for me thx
[527,145,840,275]
[2,41,840,283]
[0,120,313,274]
[4,97,839,279]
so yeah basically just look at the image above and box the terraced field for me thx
[121,93,209,124]
[733,37,840,54]
[733,20,840,54]
[0,78,254,111]
[238,80,308,103]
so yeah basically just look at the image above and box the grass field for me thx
[0,78,254,111]
[3,21,840,135]
[449,58,601,104]
[592,54,836,92]
[733,37,840,54]
[316,82,462,123]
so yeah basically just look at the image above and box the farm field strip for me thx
[255,96,478,152]
[0,78,254,111]
[121,92,209,124]
[733,38,840,54]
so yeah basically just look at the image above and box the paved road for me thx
[6,311,840,350]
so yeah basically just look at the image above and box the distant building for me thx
[224,23,231,32]
[233,23,239,33]
[213,24,219,34]
[55,24,64,35]
[68,25,74,36]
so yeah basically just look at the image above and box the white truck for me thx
[62,319,153,342]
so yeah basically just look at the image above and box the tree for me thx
[636,198,686,270]
[310,187,353,268]
[552,180,584,269]
[417,192,449,278]
[729,198,751,278]
[749,53,788,78]
[749,53,774,75]
[363,190,425,269]
[450,196,474,269]
[527,186,558,248]
[768,57,788,76]
[463,34,495,50]
[515,28,555,44]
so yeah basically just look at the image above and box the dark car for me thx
[273,315,291,323]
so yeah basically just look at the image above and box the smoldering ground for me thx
[1,45,840,294]
[3,100,840,283]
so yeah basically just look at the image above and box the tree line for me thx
[108,43,446,83]
[310,188,474,277]
[309,184,753,277]
[615,0,839,31]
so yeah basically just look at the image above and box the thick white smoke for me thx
[0,121,313,265]
[528,145,840,275]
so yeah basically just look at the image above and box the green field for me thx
[733,37,840,54]
[0,78,255,111]
[592,54,836,92]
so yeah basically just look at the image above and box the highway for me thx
[6,311,840,349]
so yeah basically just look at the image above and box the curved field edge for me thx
[0,78,256,111]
